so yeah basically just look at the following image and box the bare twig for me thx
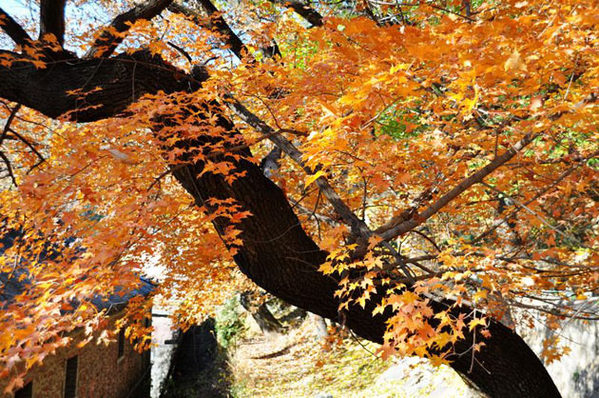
[409,229,441,252]
[6,128,45,168]
[0,103,21,146]
[0,150,17,186]
[85,0,173,58]
[481,181,581,245]
[147,164,187,191]
[167,41,192,64]
[473,151,598,243]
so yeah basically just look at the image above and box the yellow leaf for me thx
[473,289,488,302]
[305,170,325,187]
[357,296,367,309]
[434,332,452,349]
[429,354,450,366]
[504,49,527,72]
[468,317,487,331]
[373,303,386,316]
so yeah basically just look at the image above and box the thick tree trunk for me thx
[0,52,561,398]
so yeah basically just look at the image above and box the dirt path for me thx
[229,319,482,398]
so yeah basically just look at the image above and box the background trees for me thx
[0,0,597,396]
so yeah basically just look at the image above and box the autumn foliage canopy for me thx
[0,0,597,395]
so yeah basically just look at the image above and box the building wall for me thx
[1,312,151,398]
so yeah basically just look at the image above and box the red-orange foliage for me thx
[0,0,597,394]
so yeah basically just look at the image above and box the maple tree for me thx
[0,0,597,396]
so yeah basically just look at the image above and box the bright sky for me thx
[2,0,34,21]
[1,0,113,54]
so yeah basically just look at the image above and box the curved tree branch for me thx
[85,0,173,58]
[0,8,33,47]
[0,49,196,122]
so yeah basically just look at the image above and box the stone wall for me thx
[1,311,151,398]
[522,318,599,398]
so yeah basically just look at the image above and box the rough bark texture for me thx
[39,0,67,45]
[0,50,561,397]
[0,50,194,122]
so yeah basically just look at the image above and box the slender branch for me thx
[473,151,598,243]
[225,95,415,280]
[0,8,33,46]
[169,1,273,62]
[6,127,46,169]
[409,229,441,252]
[39,0,67,46]
[167,41,192,64]
[371,59,593,245]
[0,150,16,186]
[376,132,537,241]
[270,0,324,27]
[147,164,187,191]
[226,95,370,238]
[85,0,173,58]
[294,201,338,226]
[481,181,580,244]
[195,0,249,60]
[0,103,20,146]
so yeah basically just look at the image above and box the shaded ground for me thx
[159,302,482,397]
[161,318,232,398]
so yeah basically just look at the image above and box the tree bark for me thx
[0,51,561,398]
[39,0,67,45]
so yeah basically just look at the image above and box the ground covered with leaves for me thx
[225,310,481,397]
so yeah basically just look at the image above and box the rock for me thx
[376,357,484,397]
[378,356,424,382]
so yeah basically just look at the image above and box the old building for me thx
[0,230,153,398]
[3,310,152,398]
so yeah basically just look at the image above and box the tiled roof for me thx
[0,229,154,312]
